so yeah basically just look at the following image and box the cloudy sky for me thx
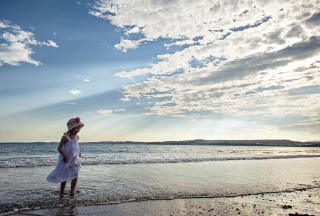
[1,0,320,142]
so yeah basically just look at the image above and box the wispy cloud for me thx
[69,90,83,95]
[91,1,320,124]
[0,20,58,67]
[98,109,126,116]
[75,75,91,82]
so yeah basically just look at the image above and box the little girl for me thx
[46,117,84,196]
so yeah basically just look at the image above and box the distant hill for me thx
[2,140,320,147]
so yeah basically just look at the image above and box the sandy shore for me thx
[5,188,320,216]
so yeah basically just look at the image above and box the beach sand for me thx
[6,188,320,216]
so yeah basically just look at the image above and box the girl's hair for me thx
[63,131,71,135]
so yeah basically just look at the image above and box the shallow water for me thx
[1,143,320,168]
[1,144,320,214]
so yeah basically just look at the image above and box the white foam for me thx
[1,154,320,168]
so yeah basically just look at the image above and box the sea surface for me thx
[1,143,320,215]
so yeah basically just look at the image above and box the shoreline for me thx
[5,188,320,216]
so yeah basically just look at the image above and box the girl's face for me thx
[70,126,81,135]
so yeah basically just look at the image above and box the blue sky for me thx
[1,0,320,142]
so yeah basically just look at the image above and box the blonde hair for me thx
[63,131,71,135]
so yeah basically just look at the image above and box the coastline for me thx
[6,188,320,216]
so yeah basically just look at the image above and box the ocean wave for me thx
[1,154,320,168]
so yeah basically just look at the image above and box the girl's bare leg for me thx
[70,177,78,196]
[60,181,67,195]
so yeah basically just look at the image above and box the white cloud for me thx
[0,20,58,67]
[91,0,320,124]
[114,37,149,52]
[69,90,83,95]
[125,26,140,35]
[129,115,141,117]
[75,75,91,82]
[98,109,126,116]
[98,110,115,116]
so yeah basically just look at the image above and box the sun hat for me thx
[66,117,84,133]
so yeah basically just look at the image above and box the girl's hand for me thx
[62,156,68,163]
[79,152,82,158]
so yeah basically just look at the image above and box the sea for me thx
[1,142,320,215]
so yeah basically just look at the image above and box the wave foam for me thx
[1,154,320,168]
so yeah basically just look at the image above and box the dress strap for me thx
[64,135,71,141]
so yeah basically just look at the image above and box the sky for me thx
[0,0,320,142]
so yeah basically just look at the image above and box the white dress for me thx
[46,135,82,183]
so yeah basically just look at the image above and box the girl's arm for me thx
[58,136,68,163]
[77,135,82,158]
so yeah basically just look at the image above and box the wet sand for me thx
[6,188,320,216]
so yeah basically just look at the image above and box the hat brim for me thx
[67,122,84,133]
